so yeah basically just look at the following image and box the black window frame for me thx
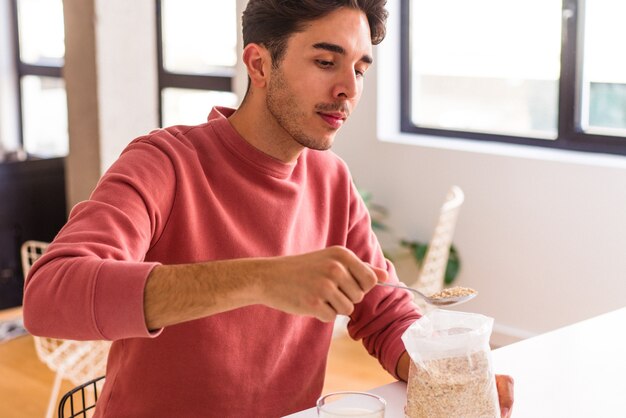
[400,0,626,157]
[9,0,64,150]
[155,0,236,127]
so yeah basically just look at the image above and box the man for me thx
[24,1,513,416]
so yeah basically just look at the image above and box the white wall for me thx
[332,0,626,338]
[94,0,159,172]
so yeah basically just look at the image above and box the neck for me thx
[228,95,304,164]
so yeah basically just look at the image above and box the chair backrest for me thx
[20,241,111,386]
[21,240,49,277]
[415,186,465,302]
[58,375,105,418]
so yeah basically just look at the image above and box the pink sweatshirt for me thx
[24,107,420,417]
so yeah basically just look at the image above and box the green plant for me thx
[359,189,461,285]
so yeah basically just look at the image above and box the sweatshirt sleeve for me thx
[345,181,421,379]
[23,138,176,341]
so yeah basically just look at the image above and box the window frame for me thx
[9,0,64,150]
[155,0,236,127]
[399,0,626,156]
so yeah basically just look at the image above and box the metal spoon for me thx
[376,282,477,307]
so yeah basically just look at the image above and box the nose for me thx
[332,69,359,100]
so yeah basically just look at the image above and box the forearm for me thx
[144,258,265,330]
[144,246,385,330]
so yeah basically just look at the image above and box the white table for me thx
[286,307,626,417]
[491,307,626,418]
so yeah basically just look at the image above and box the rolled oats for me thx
[405,351,500,418]
[429,286,477,299]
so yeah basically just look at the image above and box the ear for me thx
[242,43,271,89]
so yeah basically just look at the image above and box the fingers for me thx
[317,302,339,323]
[333,264,368,304]
[496,374,514,418]
[262,246,391,323]
[371,265,389,283]
[305,247,385,321]
[342,250,381,293]
[326,287,356,316]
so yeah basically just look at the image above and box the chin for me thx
[312,137,335,151]
[293,130,336,151]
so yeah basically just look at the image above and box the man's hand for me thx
[258,246,388,322]
[496,374,514,417]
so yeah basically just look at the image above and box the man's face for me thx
[265,7,373,151]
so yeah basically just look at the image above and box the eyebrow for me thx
[312,42,373,64]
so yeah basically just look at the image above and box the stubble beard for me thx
[266,66,335,151]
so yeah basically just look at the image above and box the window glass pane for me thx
[16,0,65,66]
[162,88,238,127]
[21,76,68,157]
[161,0,237,74]
[581,0,626,136]
[409,0,561,139]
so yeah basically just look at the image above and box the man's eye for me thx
[355,65,370,78]
[316,60,334,68]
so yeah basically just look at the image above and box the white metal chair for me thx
[21,240,110,418]
[411,186,465,311]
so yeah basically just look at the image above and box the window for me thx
[400,0,626,156]
[581,0,626,136]
[9,0,68,158]
[156,0,238,127]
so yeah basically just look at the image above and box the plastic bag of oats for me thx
[401,310,500,418]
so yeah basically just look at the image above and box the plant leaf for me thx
[444,250,461,285]
[371,220,388,230]
[413,243,428,263]
[444,260,458,284]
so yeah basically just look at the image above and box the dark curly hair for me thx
[242,0,388,67]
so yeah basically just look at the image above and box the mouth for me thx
[317,112,347,129]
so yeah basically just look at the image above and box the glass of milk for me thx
[316,391,386,418]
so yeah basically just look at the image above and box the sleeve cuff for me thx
[93,260,163,340]
[380,318,416,380]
